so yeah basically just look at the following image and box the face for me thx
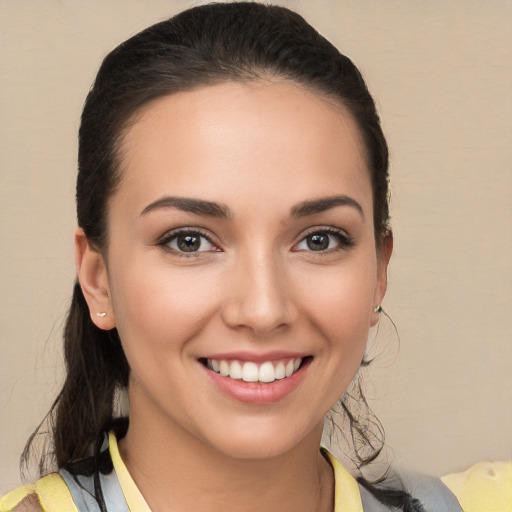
[79,80,390,460]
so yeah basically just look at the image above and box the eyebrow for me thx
[140,196,231,218]
[290,195,364,220]
[140,194,364,220]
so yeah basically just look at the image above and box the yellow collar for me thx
[109,433,363,512]
[323,451,364,512]
[109,433,151,512]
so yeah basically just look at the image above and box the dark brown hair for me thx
[24,3,423,511]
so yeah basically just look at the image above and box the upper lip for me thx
[200,350,310,363]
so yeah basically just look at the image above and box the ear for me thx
[371,230,393,327]
[74,227,116,330]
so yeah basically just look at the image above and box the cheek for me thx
[108,257,222,356]
[295,259,376,381]
[299,259,376,330]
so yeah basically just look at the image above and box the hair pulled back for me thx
[23,3,417,510]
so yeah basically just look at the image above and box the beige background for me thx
[1,0,511,494]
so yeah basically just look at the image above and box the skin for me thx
[75,80,392,512]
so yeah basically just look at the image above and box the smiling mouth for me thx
[200,357,311,384]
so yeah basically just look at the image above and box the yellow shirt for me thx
[1,433,510,511]
[442,461,512,512]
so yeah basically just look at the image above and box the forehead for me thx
[114,80,372,217]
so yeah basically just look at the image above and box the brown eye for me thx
[163,231,217,253]
[177,234,202,252]
[293,229,354,253]
[306,233,330,251]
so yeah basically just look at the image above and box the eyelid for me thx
[292,226,355,252]
[157,227,221,254]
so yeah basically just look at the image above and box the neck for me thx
[119,401,334,512]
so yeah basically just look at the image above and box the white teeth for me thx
[230,360,243,380]
[258,362,275,383]
[242,362,259,382]
[219,360,230,376]
[275,361,286,380]
[285,360,295,377]
[207,357,304,383]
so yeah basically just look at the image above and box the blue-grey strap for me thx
[358,485,388,511]
[59,467,130,512]
[401,472,463,512]
[358,474,463,512]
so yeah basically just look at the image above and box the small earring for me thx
[96,312,107,318]
[374,305,383,314]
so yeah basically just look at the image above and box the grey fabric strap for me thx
[59,467,130,512]
[401,472,464,512]
[358,474,463,512]
[358,485,391,512]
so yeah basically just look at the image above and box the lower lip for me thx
[201,360,310,404]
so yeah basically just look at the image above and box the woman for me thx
[0,3,507,511]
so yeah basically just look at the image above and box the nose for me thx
[220,249,297,336]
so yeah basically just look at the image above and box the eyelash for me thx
[293,227,355,254]
[157,226,354,256]
[157,228,220,257]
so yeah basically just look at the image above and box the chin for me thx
[198,416,324,461]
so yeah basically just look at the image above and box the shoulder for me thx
[1,484,36,512]
[0,473,78,512]
[12,494,42,512]
[442,460,512,512]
